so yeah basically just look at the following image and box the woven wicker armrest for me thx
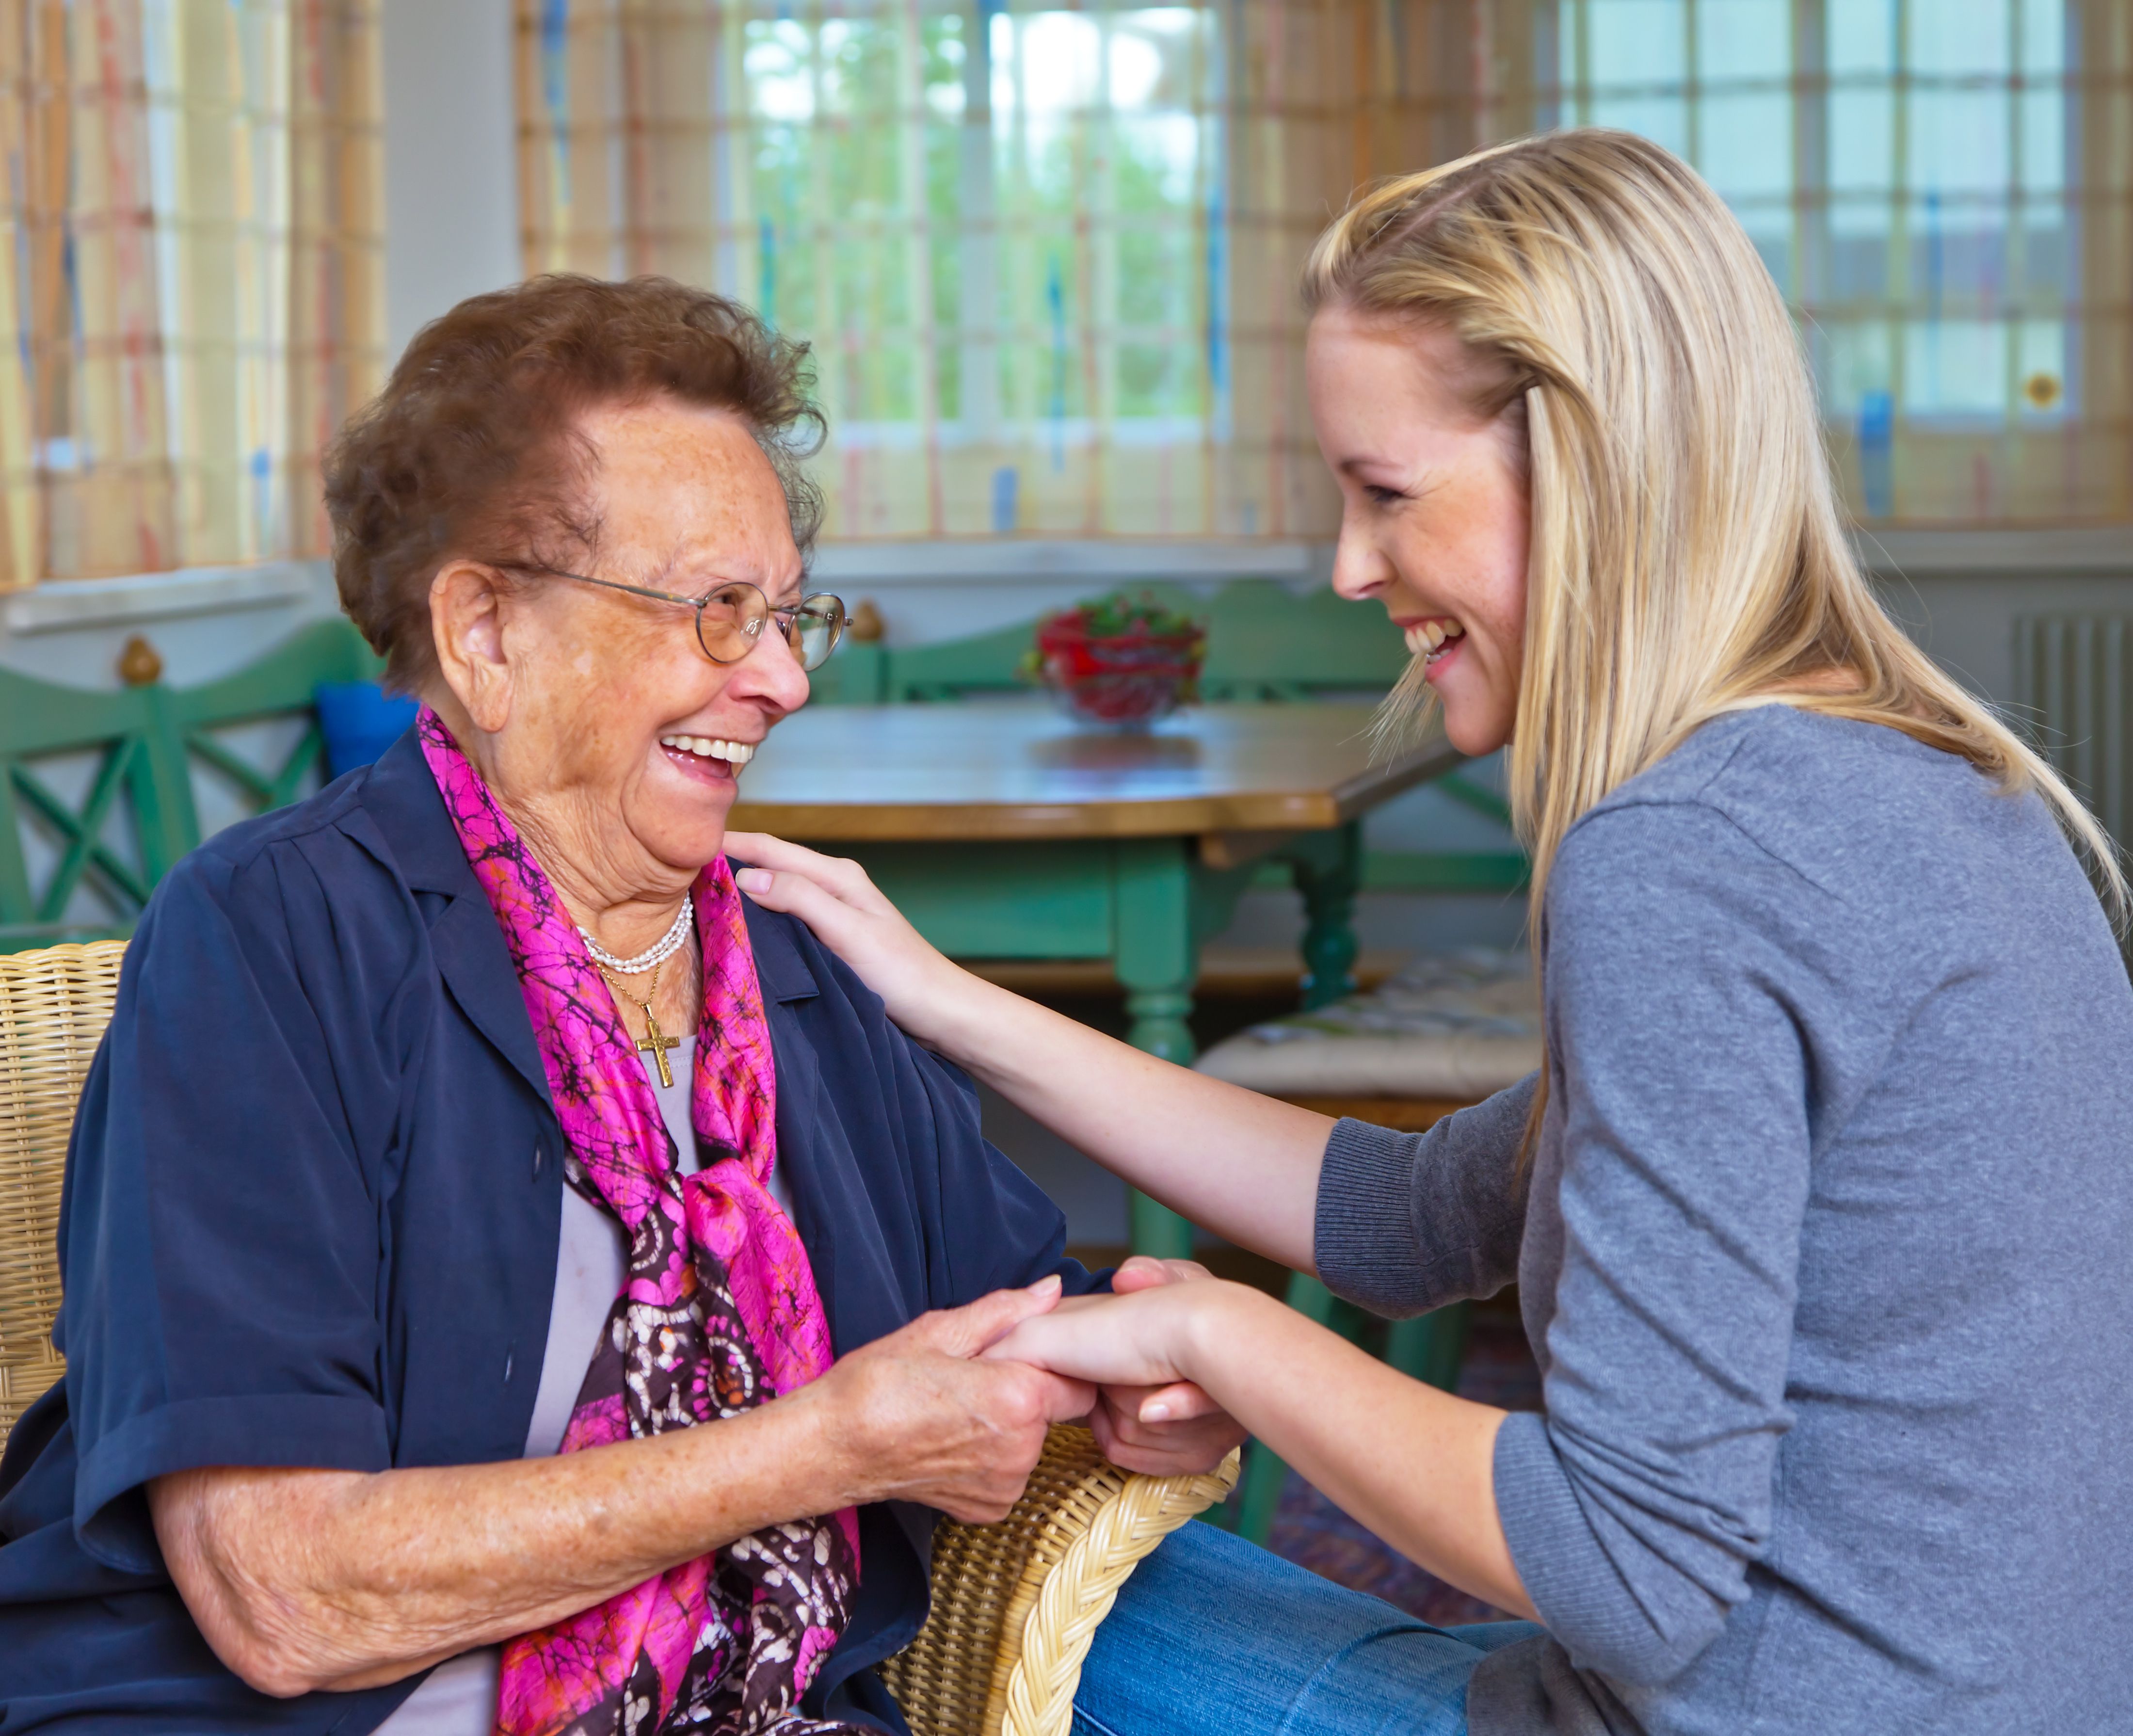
[881,1424,1240,1736]
[0,941,127,1442]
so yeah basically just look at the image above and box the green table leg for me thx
[1115,837,1197,1063]
[1236,1285,1472,1545]
[1114,838,1199,1258]
[1386,1301,1473,1394]
[1127,1190,1195,1261]
[1287,821,1363,1011]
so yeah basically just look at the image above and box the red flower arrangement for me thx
[1026,592,1207,727]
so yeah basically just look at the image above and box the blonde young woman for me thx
[732,130,2133,1736]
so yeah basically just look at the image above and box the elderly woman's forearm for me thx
[149,1400,839,1697]
[146,1286,1083,1697]
[938,975,1333,1270]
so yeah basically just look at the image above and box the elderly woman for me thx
[0,276,1236,1735]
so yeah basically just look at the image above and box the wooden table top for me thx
[727,700,1460,842]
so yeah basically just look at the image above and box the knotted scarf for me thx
[418,710,863,1736]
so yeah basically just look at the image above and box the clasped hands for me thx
[817,1256,1247,1525]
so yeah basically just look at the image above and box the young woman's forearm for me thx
[988,1279,1531,1616]
[1182,1285,1532,1618]
[933,972,1333,1270]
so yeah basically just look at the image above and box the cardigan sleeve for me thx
[905,1044,1107,1303]
[1491,801,1822,1685]
[57,842,403,1574]
[1312,1078,1537,1318]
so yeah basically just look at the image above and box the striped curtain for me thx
[517,0,2131,538]
[515,0,1486,541]
[0,0,383,589]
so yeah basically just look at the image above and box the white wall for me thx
[0,563,342,689]
[1878,577,2133,703]
[382,0,520,357]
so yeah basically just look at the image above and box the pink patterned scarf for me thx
[417,710,862,1736]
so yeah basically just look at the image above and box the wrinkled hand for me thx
[728,835,966,1047]
[1024,1258,1248,1479]
[815,1278,1096,1524]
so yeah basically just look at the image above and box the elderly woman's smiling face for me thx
[428,395,810,920]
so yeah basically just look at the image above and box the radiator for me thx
[2012,614,2132,850]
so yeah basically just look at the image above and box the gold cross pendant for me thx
[634,999,679,1088]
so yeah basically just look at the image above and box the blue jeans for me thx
[1071,1521,1542,1736]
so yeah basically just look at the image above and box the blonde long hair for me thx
[1303,129,2125,929]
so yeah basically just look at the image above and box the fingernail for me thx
[736,868,772,893]
[1029,1274,1062,1295]
[1142,1401,1171,1423]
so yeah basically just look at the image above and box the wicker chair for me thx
[0,941,1235,1736]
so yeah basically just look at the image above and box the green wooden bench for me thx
[0,618,381,949]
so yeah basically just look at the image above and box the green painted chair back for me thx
[884,612,1054,702]
[1199,581,1410,700]
[0,619,380,948]
[814,580,1411,706]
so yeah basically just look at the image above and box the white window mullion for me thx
[958,0,999,448]
[895,0,943,530]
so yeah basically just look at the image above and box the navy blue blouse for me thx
[0,730,1096,1734]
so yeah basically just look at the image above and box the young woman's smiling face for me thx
[1305,305,1530,757]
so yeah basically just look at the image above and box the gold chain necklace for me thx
[598,953,681,1088]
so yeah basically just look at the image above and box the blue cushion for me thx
[314,680,419,779]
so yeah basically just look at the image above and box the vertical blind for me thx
[0,0,382,589]
[523,0,2127,539]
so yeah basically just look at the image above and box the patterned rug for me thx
[1233,1294,1543,1627]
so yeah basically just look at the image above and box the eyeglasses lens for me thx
[695,583,767,665]
[791,595,846,672]
[692,583,845,671]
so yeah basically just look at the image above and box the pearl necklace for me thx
[578,892,693,976]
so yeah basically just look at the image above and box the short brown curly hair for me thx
[323,274,824,692]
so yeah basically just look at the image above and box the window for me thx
[0,0,383,586]
[521,0,2130,535]
[1551,0,2125,522]
[521,0,1358,539]
[743,3,1217,532]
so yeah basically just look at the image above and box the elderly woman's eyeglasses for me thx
[520,564,848,672]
